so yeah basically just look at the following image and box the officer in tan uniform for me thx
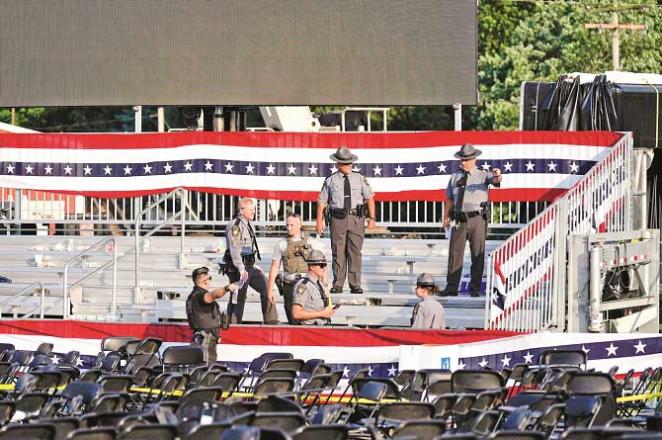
[292,250,337,325]
[411,273,445,329]
[316,146,376,294]
[441,144,502,297]
[267,212,326,324]
[223,198,279,324]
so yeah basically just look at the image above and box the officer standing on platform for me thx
[223,197,279,324]
[411,273,445,329]
[292,250,337,325]
[441,144,502,297]
[267,212,326,324]
[316,146,376,294]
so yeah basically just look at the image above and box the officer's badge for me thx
[297,284,306,294]
[231,225,241,245]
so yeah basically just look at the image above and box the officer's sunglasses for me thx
[313,263,327,269]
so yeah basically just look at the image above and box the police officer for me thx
[292,250,337,325]
[187,267,235,365]
[441,144,502,297]
[316,146,376,294]
[411,273,446,329]
[224,197,279,324]
[267,212,326,324]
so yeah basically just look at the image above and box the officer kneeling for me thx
[411,273,446,329]
[291,250,338,325]
[186,267,235,365]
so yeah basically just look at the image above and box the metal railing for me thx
[133,187,197,302]
[485,134,633,332]
[62,237,118,319]
[0,282,47,319]
[0,186,545,239]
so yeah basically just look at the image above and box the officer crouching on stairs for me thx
[291,250,338,325]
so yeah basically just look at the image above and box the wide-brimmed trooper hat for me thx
[329,146,358,164]
[305,249,327,265]
[416,273,437,288]
[454,143,482,160]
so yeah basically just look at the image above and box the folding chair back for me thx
[451,370,504,393]
[292,424,349,440]
[252,411,306,433]
[265,359,305,372]
[134,337,163,355]
[0,423,56,439]
[101,337,140,353]
[539,350,586,368]
[258,395,303,414]
[253,378,295,397]
[36,342,54,355]
[161,345,205,371]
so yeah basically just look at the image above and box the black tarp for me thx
[522,73,662,229]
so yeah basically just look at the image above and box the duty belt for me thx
[451,210,482,222]
[331,208,361,218]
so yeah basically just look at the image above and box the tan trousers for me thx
[330,214,365,290]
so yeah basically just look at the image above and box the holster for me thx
[275,274,285,296]
[221,249,239,277]
[220,311,230,330]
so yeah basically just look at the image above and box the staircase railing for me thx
[62,237,117,319]
[0,282,47,319]
[485,133,633,332]
[133,187,197,302]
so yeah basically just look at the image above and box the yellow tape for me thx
[617,391,662,403]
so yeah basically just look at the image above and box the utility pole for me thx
[585,11,646,70]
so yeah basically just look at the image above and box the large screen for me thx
[0,0,477,106]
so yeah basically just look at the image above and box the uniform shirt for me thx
[318,171,374,209]
[272,234,324,281]
[188,285,221,331]
[292,274,328,326]
[446,167,500,212]
[225,217,257,273]
[411,296,446,329]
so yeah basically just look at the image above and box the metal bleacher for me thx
[0,235,498,329]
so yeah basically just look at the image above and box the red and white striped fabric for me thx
[0,131,623,201]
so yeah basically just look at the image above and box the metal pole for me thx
[453,103,462,131]
[40,284,45,319]
[134,218,141,303]
[588,245,603,332]
[157,107,165,132]
[63,268,68,319]
[134,105,143,133]
[112,241,118,319]
[180,191,186,270]
[214,106,224,131]
[612,12,620,70]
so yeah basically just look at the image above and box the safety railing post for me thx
[180,189,186,270]
[134,217,141,304]
[112,241,118,319]
[63,267,69,319]
[39,284,45,319]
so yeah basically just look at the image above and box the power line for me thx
[491,0,659,7]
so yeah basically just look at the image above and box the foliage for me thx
[2,0,661,131]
